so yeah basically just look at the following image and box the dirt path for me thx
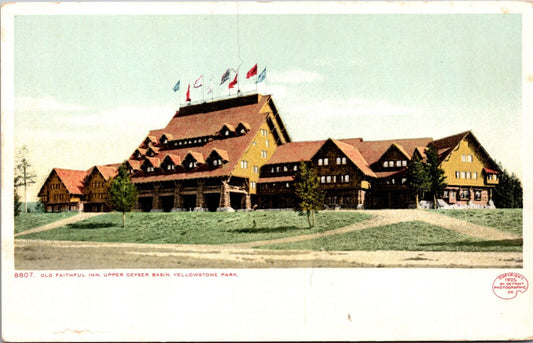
[232,209,520,248]
[13,210,522,269]
[14,212,103,238]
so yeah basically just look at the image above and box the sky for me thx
[12,8,523,201]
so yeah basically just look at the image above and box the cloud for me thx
[15,96,88,112]
[268,69,323,84]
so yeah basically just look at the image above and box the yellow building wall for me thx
[440,137,497,187]
[232,117,279,194]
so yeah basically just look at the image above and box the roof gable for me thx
[45,168,87,195]
[322,139,377,178]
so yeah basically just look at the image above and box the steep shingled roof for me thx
[351,137,433,166]
[131,94,290,183]
[331,139,376,178]
[263,140,326,165]
[53,168,87,195]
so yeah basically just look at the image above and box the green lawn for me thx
[260,221,522,252]
[432,209,523,235]
[16,211,373,244]
[14,212,79,234]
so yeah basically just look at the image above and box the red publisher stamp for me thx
[492,272,529,299]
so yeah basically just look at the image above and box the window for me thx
[336,157,341,164]
[467,155,473,162]
[461,155,466,162]
[167,164,174,170]
[320,176,326,183]
[460,189,470,200]
[324,158,329,166]
[293,165,298,171]
[401,178,407,184]
[466,172,471,179]
[342,157,347,165]
[318,159,323,166]
[460,172,466,179]
[475,190,482,201]
[383,161,389,168]
[261,150,268,158]
[345,174,349,183]
[443,190,449,198]
[333,175,337,183]
[240,160,248,169]
[450,190,457,199]
[276,166,280,173]
[270,167,274,173]
[147,166,154,172]
[455,171,460,179]
[252,141,257,146]
[240,128,246,134]
[265,140,269,147]
[473,172,477,179]
[396,161,402,167]
[188,161,197,169]
[224,130,230,136]
[402,160,407,167]
[326,176,332,183]
[253,166,258,174]
[391,178,396,185]
[261,129,268,136]
[283,166,288,172]
[250,181,256,189]
[286,183,290,188]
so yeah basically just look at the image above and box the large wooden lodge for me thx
[38,93,501,212]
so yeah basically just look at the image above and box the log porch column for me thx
[195,180,205,210]
[219,180,231,208]
[173,182,182,208]
[151,184,162,211]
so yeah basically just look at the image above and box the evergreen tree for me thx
[294,161,324,228]
[34,199,45,213]
[108,162,138,228]
[14,146,37,213]
[14,188,22,217]
[407,154,430,208]
[425,144,447,209]
[493,163,523,208]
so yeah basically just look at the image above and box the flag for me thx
[207,78,213,94]
[186,84,191,102]
[220,68,230,85]
[173,80,180,92]
[246,64,257,79]
[193,75,203,88]
[228,74,238,89]
[256,67,266,83]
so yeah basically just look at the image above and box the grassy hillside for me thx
[14,212,78,233]
[16,211,373,244]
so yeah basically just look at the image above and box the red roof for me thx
[127,160,141,170]
[265,140,326,165]
[351,137,433,166]
[131,94,285,183]
[89,164,119,181]
[53,168,87,195]
[483,167,499,174]
[209,148,230,162]
[331,139,376,178]
[162,154,181,166]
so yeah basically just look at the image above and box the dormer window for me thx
[189,161,197,168]
[383,161,388,168]
[147,166,154,173]
[166,164,174,171]
[224,130,230,136]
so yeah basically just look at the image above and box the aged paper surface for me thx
[2,1,532,341]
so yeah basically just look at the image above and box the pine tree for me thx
[108,162,138,228]
[14,188,22,217]
[493,163,523,208]
[425,144,447,209]
[407,154,430,208]
[294,161,324,228]
[14,146,37,213]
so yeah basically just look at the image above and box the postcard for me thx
[2,1,532,341]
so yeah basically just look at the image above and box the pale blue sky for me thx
[14,13,522,200]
